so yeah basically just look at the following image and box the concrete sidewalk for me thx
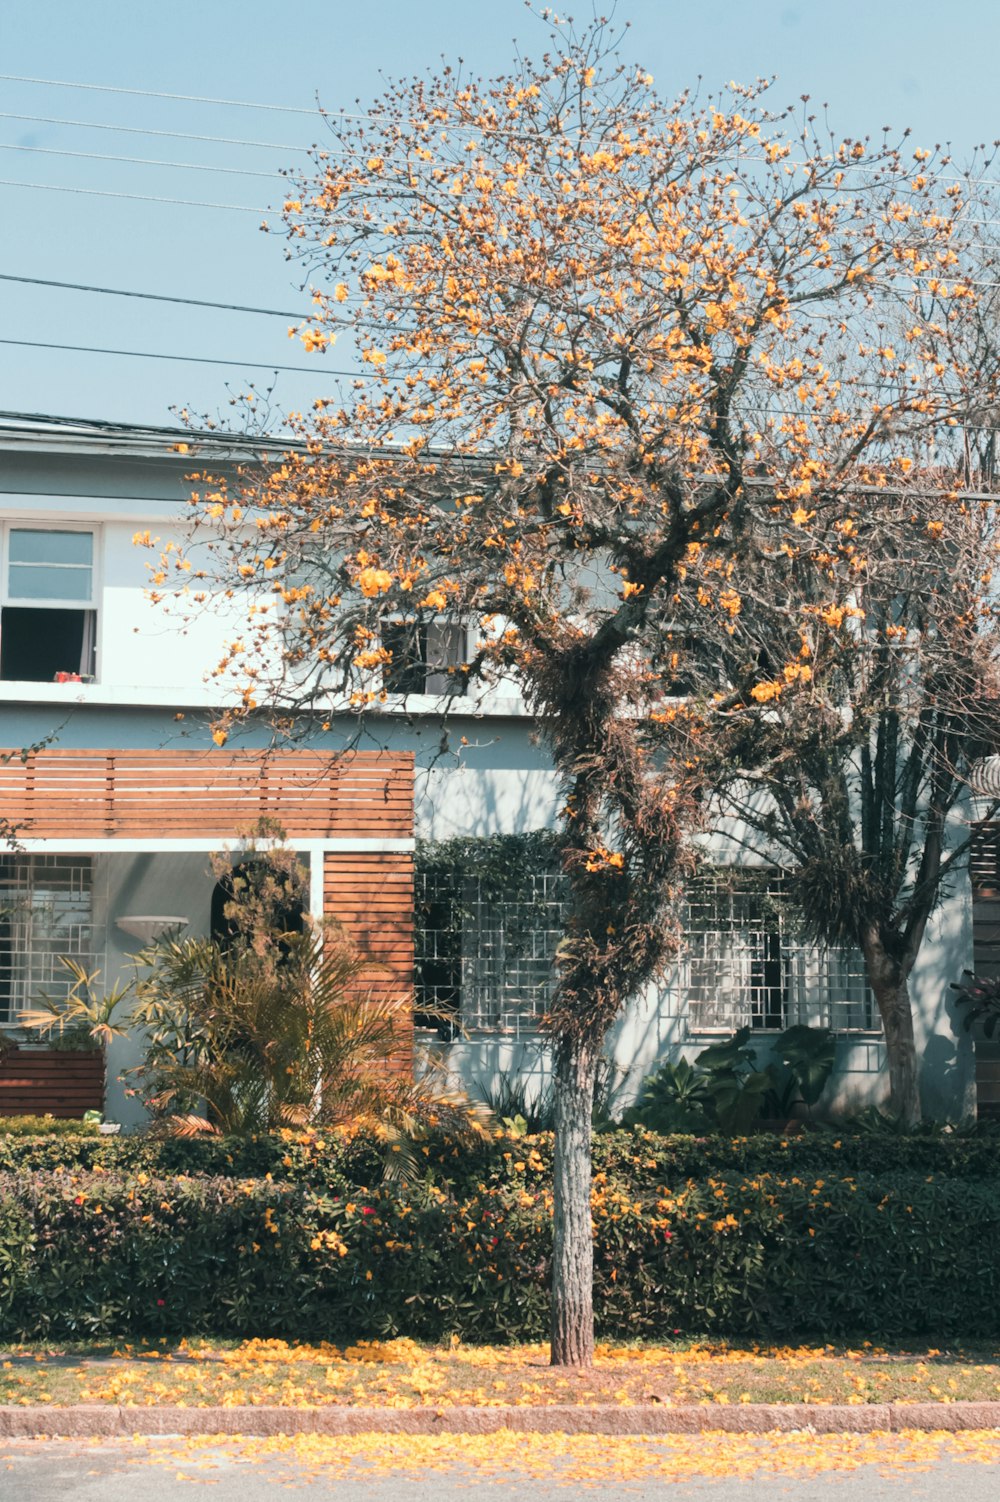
[2,1401,1000,1436]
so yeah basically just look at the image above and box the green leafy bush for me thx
[0,1115,99,1138]
[1,1122,999,1194]
[1,1161,998,1342]
[628,1026,837,1134]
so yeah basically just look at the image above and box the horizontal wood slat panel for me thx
[0,749,414,841]
[0,1050,104,1118]
[324,851,414,1079]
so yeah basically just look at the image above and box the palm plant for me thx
[16,959,134,1050]
[19,834,488,1163]
[130,928,482,1146]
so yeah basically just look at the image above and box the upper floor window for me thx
[0,526,97,683]
[382,619,468,696]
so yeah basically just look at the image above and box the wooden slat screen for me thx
[0,1048,104,1118]
[0,749,414,841]
[325,852,414,1076]
[970,821,1000,895]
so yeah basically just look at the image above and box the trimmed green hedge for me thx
[0,1116,98,1139]
[0,1125,997,1193]
[0,1163,997,1342]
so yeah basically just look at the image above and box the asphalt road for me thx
[4,1436,1000,1501]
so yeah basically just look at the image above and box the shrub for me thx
[1,1122,1000,1193]
[1,1159,1000,1342]
[627,1026,837,1134]
[0,1115,99,1138]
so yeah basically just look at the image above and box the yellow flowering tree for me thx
[169,18,976,1362]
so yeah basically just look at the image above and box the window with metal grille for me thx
[414,863,568,1037]
[414,855,874,1038]
[0,856,96,1026]
[683,870,875,1032]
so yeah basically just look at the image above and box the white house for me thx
[0,411,982,1125]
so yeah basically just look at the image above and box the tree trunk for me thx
[550,1031,599,1366]
[861,928,921,1127]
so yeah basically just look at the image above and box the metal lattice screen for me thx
[415,865,568,1036]
[683,871,875,1032]
[415,856,875,1037]
[0,855,96,1026]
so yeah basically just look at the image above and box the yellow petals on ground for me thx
[6,1340,1000,1412]
[105,1429,1000,1489]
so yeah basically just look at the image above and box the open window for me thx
[0,527,97,683]
[382,619,468,696]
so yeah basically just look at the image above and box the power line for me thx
[2,335,991,416]
[5,72,995,183]
[0,273,307,319]
[4,96,1000,199]
[0,110,313,154]
[0,177,267,212]
[0,336,368,377]
[0,73,331,119]
[0,105,982,193]
[0,141,283,180]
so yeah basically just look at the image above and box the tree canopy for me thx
[163,16,990,1363]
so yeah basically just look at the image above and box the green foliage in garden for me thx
[0,1157,998,1342]
[0,1115,99,1138]
[0,1122,998,1190]
[627,1026,838,1134]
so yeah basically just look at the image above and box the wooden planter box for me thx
[0,1047,105,1118]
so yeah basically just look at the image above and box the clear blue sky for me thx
[3,0,999,430]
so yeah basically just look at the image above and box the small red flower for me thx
[156,1298,166,1307]
[73,1195,85,1206]
[361,1206,375,1216]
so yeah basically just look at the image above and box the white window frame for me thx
[0,522,101,682]
[0,852,97,1027]
[0,516,102,681]
[2,522,99,610]
[681,867,878,1036]
[381,616,470,698]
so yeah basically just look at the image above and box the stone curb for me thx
[2,1402,1000,1438]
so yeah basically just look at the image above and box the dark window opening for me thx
[749,927,786,1030]
[382,621,430,695]
[382,620,467,696]
[0,607,96,683]
[414,872,462,1039]
[210,860,305,960]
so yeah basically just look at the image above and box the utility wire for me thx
[0,107,982,191]
[0,177,267,211]
[0,273,307,319]
[0,110,313,153]
[4,100,1000,197]
[0,141,283,179]
[0,336,365,377]
[0,73,333,119]
[5,72,1000,187]
[3,335,995,414]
